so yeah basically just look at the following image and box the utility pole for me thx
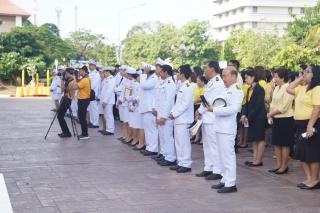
[75,5,78,31]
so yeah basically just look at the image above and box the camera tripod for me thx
[44,98,79,140]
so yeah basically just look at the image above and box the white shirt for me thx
[213,83,244,135]
[100,76,116,105]
[156,77,176,120]
[171,80,194,124]
[198,74,226,124]
[50,76,62,95]
[89,70,101,97]
[139,73,157,114]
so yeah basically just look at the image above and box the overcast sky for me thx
[13,0,214,44]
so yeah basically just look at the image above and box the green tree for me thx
[287,1,320,44]
[226,29,286,68]
[272,43,319,70]
[122,20,221,68]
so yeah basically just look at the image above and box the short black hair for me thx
[254,66,266,81]
[115,64,121,68]
[81,66,89,73]
[66,67,75,75]
[193,66,203,77]
[161,65,173,76]
[179,64,192,79]
[274,68,289,82]
[229,60,240,70]
[245,69,258,82]
[207,60,220,74]
[265,69,272,83]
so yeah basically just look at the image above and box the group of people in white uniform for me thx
[51,59,243,194]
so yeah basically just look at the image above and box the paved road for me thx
[0,98,319,213]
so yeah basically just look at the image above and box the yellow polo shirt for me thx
[294,85,320,120]
[77,77,91,100]
[270,83,294,118]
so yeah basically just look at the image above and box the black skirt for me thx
[294,120,320,163]
[272,117,294,147]
[248,119,266,142]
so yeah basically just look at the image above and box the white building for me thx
[212,0,319,41]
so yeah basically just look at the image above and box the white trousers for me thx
[174,124,192,168]
[216,132,237,187]
[103,104,115,133]
[202,124,221,174]
[158,120,176,162]
[143,112,158,152]
[88,100,99,126]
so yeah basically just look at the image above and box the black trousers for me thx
[57,97,72,135]
[78,99,90,136]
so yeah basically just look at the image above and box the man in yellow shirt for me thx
[73,66,91,140]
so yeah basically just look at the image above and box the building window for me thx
[241,7,245,13]
[300,8,305,14]
[232,10,236,15]
[252,22,258,28]
[252,6,258,13]
[288,7,293,14]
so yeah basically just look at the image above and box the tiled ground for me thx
[0,98,319,213]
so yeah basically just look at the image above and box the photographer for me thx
[57,68,77,138]
[73,66,91,140]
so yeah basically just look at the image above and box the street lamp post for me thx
[179,44,186,64]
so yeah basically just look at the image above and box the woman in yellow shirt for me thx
[267,68,294,174]
[287,64,320,190]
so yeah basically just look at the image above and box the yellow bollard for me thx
[47,70,50,87]
[36,73,39,87]
[21,69,25,87]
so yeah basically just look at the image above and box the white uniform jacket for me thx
[213,83,244,135]
[100,76,116,105]
[156,77,176,120]
[198,75,226,124]
[171,80,194,125]
[89,70,101,97]
[139,73,157,114]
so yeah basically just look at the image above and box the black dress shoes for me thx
[158,160,176,166]
[211,182,225,189]
[170,165,181,171]
[268,168,280,173]
[300,182,320,190]
[296,183,307,188]
[206,173,222,180]
[274,167,288,175]
[244,161,252,166]
[58,133,72,138]
[133,146,146,151]
[151,154,163,160]
[247,162,263,167]
[176,166,191,173]
[217,186,238,193]
[141,150,158,156]
[102,132,114,136]
[195,171,212,178]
